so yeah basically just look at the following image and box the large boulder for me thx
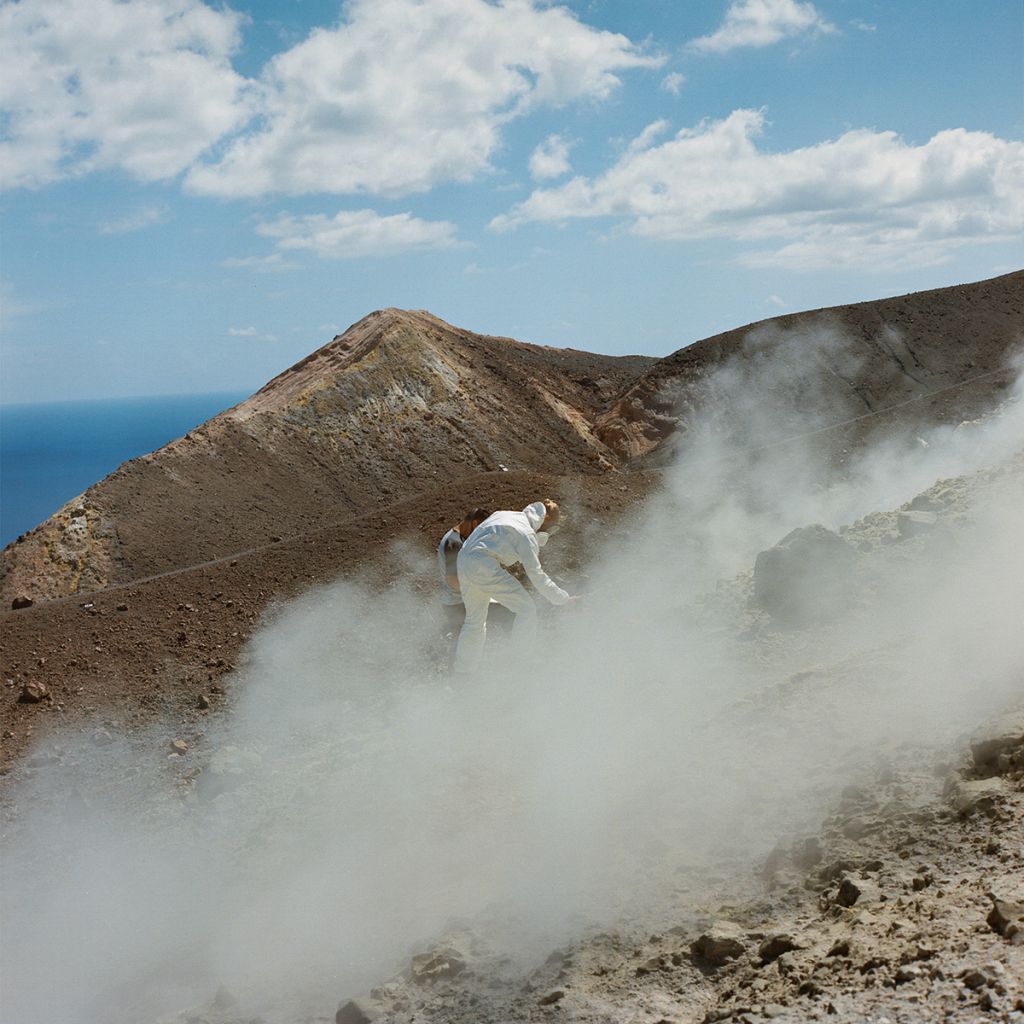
[970,709,1024,774]
[690,922,747,965]
[753,524,858,624]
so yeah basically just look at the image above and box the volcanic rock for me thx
[538,990,565,1006]
[10,596,33,610]
[896,510,938,537]
[17,681,49,704]
[946,777,1004,816]
[758,933,802,963]
[336,997,382,1024]
[753,524,857,624]
[410,946,467,982]
[987,897,1024,943]
[971,710,1024,772]
[691,923,747,965]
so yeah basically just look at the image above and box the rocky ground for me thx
[317,711,1023,1024]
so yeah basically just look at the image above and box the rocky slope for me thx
[131,434,1024,1024]
[595,270,1023,463]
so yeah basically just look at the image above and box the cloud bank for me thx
[0,0,251,189]
[492,110,1024,270]
[689,0,835,54]
[185,0,660,198]
[256,209,461,260]
[1,0,659,196]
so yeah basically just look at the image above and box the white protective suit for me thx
[453,501,569,674]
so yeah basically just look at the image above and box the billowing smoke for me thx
[2,326,1022,1023]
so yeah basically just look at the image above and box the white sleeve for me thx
[518,533,570,606]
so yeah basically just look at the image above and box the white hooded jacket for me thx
[458,501,569,606]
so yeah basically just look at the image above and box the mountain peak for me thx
[229,307,456,420]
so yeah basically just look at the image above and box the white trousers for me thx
[453,551,537,674]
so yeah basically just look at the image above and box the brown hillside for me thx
[0,310,654,604]
[596,270,1024,461]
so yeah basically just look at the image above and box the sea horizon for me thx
[0,390,250,547]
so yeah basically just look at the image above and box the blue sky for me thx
[1,0,1021,404]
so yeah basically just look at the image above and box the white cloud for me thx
[186,0,661,197]
[257,209,461,260]
[689,0,835,54]
[661,71,686,95]
[98,205,168,234]
[0,0,252,188]
[491,110,1024,271]
[228,326,276,341]
[529,134,573,181]
[222,253,300,272]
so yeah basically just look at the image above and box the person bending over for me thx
[453,499,577,674]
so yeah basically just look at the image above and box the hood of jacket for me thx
[523,501,547,533]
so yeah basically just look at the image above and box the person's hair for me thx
[542,499,560,528]
[467,508,491,524]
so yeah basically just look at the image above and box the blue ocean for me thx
[0,392,248,548]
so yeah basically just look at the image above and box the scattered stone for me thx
[18,681,50,704]
[116,603,128,612]
[971,711,1024,772]
[410,946,466,982]
[947,778,1004,816]
[987,897,1024,943]
[11,596,34,610]
[763,1004,787,1019]
[895,965,923,985]
[691,922,746,965]
[636,955,671,976]
[197,693,211,710]
[896,510,938,537]
[170,739,189,755]
[960,968,989,990]
[758,934,801,963]
[836,877,864,908]
[827,939,850,957]
[336,997,382,1024]
[538,990,565,1006]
